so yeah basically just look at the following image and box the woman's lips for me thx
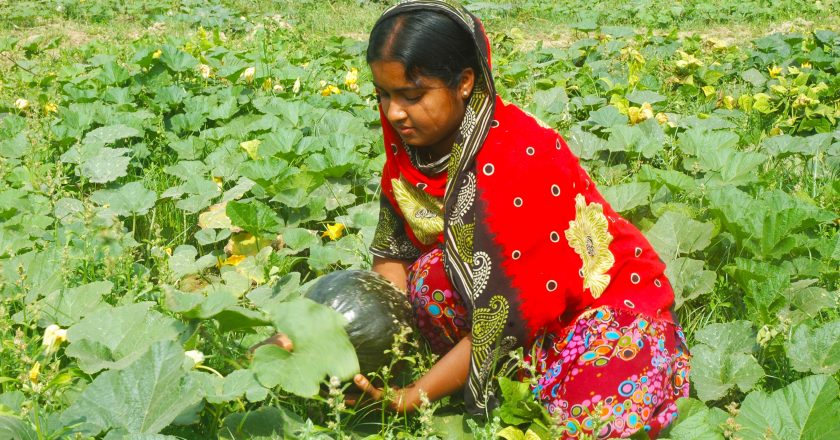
[398,126,415,136]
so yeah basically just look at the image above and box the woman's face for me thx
[370,60,474,159]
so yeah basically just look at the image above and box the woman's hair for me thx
[367,10,481,88]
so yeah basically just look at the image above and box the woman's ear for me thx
[458,68,476,99]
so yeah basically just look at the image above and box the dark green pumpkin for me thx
[305,270,414,374]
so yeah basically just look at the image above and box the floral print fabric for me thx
[407,247,690,439]
[527,307,690,439]
[407,247,471,354]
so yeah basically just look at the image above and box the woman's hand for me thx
[348,335,472,413]
[349,374,420,413]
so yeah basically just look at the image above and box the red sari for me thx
[368,1,690,437]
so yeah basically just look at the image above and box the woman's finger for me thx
[354,374,382,400]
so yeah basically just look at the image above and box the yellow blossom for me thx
[768,65,782,78]
[322,223,345,240]
[344,67,359,91]
[273,83,284,93]
[212,175,224,188]
[222,254,246,266]
[293,77,301,94]
[164,247,173,256]
[42,324,68,354]
[152,49,162,59]
[240,66,256,83]
[29,362,41,384]
[628,102,654,125]
[262,78,273,91]
[14,98,29,110]
[655,112,669,125]
[320,84,341,96]
[197,63,212,79]
[43,102,58,114]
[801,62,812,69]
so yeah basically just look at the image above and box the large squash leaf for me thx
[735,375,840,440]
[691,321,764,402]
[785,320,840,375]
[252,297,358,397]
[65,302,184,374]
[62,341,203,436]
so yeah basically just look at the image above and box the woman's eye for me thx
[404,94,422,103]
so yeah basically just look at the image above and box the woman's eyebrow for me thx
[372,82,425,93]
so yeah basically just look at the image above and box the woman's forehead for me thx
[370,60,447,90]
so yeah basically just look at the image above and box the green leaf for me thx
[65,302,184,374]
[586,105,628,129]
[62,341,202,435]
[691,345,764,402]
[601,182,650,212]
[566,125,607,160]
[38,281,112,327]
[227,200,283,236]
[0,415,36,440]
[219,407,304,440]
[252,297,358,397]
[431,413,475,440]
[785,320,840,375]
[736,375,840,440]
[784,280,838,316]
[90,182,157,216]
[658,398,727,440]
[645,211,714,259]
[677,128,739,156]
[665,257,716,308]
[741,68,766,88]
[82,124,141,146]
[158,46,199,72]
[695,321,756,353]
[168,245,217,280]
[626,90,666,105]
[80,147,130,184]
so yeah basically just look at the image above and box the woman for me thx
[352,1,691,438]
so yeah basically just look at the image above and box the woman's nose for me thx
[386,102,408,124]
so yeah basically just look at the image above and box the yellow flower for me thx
[322,223,345,240]
[14,98,29,110]
[261,78,273,91]
[565,194,615,299]
[42,324,68,354]
[768,65,782,78]
[628,102,653,125]
[29,362,41,384]
[655,112,669,125]
[152,49,162,59]
[801,62,812,69]
[320,83,341,96]
[43,102,58,114]
[223,254,246,266]
[344,67,359,91]
[292,78,301,94]
[240,66,256,83]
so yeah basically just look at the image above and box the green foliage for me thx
[0,0,838,438]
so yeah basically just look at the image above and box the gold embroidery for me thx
[391,176,444,245]
[565,194,615,299]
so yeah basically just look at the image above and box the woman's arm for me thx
[372,255,411,291]
[353,334,471,412]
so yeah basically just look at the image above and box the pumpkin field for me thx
[0,0,838,438]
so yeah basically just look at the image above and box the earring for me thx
[462,91,469,98]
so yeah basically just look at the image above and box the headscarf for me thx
[368,0,675,415]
